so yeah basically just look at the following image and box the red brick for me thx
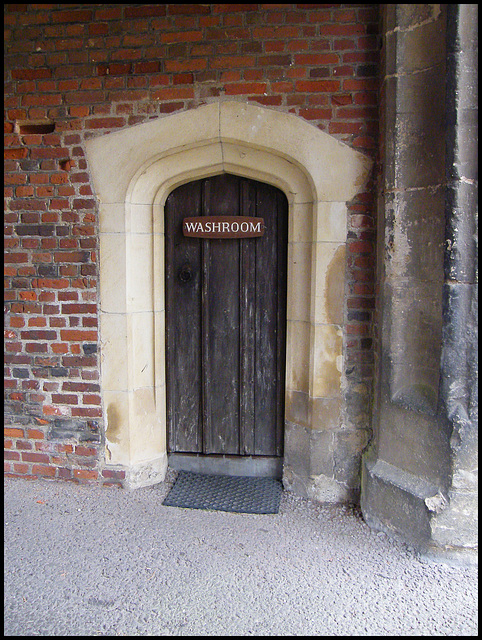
[160,30,203,44]
[225,83,268,95]
[32,464,56,477]
[65,91,106,104]
[52,344,69,354]
[349,240,374,254]
[169,3,210,15]
[295,80,341,92]
[86,117,126,129]
[299,108,333,120]
[94,6,122,20]
[151,87,195,100]
[69,105,89,118]
[43,405,70,416]
[102,469,126,479]
[27,429,45,440]
[19,291,38,301]
[328,122,362,135]
[210,55,255,69]
[21,452,50,463]
[75,445,98,456]
[346,324,369,335]
[13,463,32,475]
[71,407,102,418]
[165,59,207,73]
[57,467,73,479]
[73,469,98,481]
[295,53,340,65]
[124,5,167,18]
[134,61,160,74]
[51,394,79,405]
[26,342,48,353]
[21,94,63,107]
[32,278,70,289]
[4,148,29,160]
[53,251,90,263]
[11,68,52,80]
[60,329,97,342]
[4,450,20,461]
[30,147,69,159]
[4,427,24,438]
[52,9,93,23]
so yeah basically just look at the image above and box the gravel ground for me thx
[4,474,478,636]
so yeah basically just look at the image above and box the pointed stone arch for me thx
[85,101,372,491]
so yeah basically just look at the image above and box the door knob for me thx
[179,263,193,283]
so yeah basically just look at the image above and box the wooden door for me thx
[165,173,287,458]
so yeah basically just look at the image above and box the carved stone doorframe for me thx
[85,101,371,492]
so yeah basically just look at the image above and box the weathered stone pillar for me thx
[429,3,478,563]
[361,5,478,564]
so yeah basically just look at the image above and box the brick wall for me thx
[4,4,380,486]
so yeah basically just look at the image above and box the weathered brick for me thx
[5,450,20,461]
[102,469,126,480]
[5,2,380,488]
[225,82,268,95]
[21,451,50,463]
[75,445,98,456]
[73,468,98,481]
[60,329,97,342]
[52,9,93,23]
[32,464,56,477]
[27,428,46,439]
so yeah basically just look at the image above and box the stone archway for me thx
[85,101,372,491]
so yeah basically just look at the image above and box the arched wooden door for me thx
[165,173,288,461]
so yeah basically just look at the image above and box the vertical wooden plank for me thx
[253,181,279,455]
[239,179,256,455]
[203,174,241,454]
[165,181,203,452]
[201,178,211,453]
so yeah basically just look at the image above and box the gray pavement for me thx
[4,473,478,636]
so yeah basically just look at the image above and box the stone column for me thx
[361,4,478,563]
[429,3,478,563]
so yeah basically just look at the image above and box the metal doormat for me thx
[162,471,283,514]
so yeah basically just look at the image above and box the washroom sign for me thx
[183,216,265,239]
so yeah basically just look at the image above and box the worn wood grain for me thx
[165,174,288,458]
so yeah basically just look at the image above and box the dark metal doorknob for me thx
[179,264,193,283]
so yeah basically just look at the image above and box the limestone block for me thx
[314,201,347,243]
[99,313,129,391]
[128,312,155,390]
[103,390,131,465]
[284,420,310,480]
[126,234,154,313]
[285,320,310,394]
[99,202,126,234]
[310,396,342,432]
[286,242,312,323]
[386,282,443,414]
[309,429,335,477]
[285,389,310,429]
[313,242,345,325]
[311,323,343,397]
[99,233,127,313]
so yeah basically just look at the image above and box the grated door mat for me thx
[162,471,283,514]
